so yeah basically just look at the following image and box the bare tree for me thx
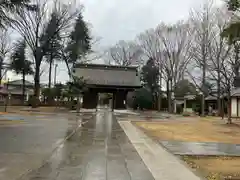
[11,0,81,105]
[106,40,143,66]
[218,49,234,123]
[156,21,193,113]
[187,1,216,116]
[137,28,164,111]
[0,29,12,81]
[208,6,232,116]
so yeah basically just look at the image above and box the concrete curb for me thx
[132,122,207,180]
[120,120,205,180]
[16,118,89,180]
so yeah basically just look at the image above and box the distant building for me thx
[0,79,34,105]
[231,77,240,117]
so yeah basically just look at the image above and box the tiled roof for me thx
[231,88,240,97]
[7,79,34,86]
[205,95,217,100]
[73,64,141,87]
[184,94,196,100]
[0,87,34,95]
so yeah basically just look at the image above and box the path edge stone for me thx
[119,120,206,180]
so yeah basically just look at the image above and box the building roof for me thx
[7,79,34,86]
[0,87,34,95]
[72,63,141,88]
[205,95,217,100]
[231,88,240,97]
[184,94,196,100]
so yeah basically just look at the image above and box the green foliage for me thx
[174,79,197,98]
[132,88,153,110]
[40,11,62,56]
[66,13,91,65]
[10,39,33,104]
[227,0,240,11]
[10,39,33,75]
[66,76,88,96]
[192,95,202,113]
[42,88,54,98]
[141,57,159,94]
[53,83,64,99]
[221,22,240,45]
[222,1,240,45]
[202,81,215,96]
[42,83,64,100]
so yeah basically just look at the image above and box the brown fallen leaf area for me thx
[134,119,240,180]
[134,119,240,144]
[182,156,240,180]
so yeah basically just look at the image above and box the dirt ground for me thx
[135,119,240,144]
[182,156,240,180]
[135,119,240,179]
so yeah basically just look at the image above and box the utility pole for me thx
[54,64,58,85]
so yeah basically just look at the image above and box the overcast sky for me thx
[7,0,223,84]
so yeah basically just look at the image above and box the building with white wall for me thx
[231,88,240,117]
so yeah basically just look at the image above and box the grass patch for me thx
[134,120,240,144]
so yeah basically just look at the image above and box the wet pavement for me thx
[0,113,92,180]
[115,112,171,121]
[18,110,154,180]
[160,140,240,156]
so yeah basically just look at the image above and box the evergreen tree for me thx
[10,39,33,103]
[140,57,160,109]
[141,57,160,96]
[65,13,91,76]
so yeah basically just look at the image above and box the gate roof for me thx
[72,64,141,88]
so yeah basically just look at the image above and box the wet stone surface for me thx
[160,140,240,156]
[0,113,92,180]
[20,110,154,180]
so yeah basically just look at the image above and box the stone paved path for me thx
[160,140,240,156]
[119,121,203,180]
[19,110,154,180]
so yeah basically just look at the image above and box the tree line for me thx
[0,0,92,107]
[104,0,240,123]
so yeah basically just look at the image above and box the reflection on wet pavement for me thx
[20,110,154,180]
[0,113,92,180]
[114,111,173,122]
[160,140,240,156]
[0,114,25,120]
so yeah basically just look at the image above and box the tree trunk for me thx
[33,63,41,108]
[48,58,53,89]
[158,90,161,112]
[167,78,172,113]
[0,62,2,84]
[217,70,221,116]
[158,69,162,112]
[221,98,225,119]
[22,71,26,105]
[227,91,232,124]
[201,61,206,117]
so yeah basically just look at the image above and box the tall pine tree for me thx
[141,57,160,109]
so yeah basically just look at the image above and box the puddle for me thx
[0,115,24,121]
